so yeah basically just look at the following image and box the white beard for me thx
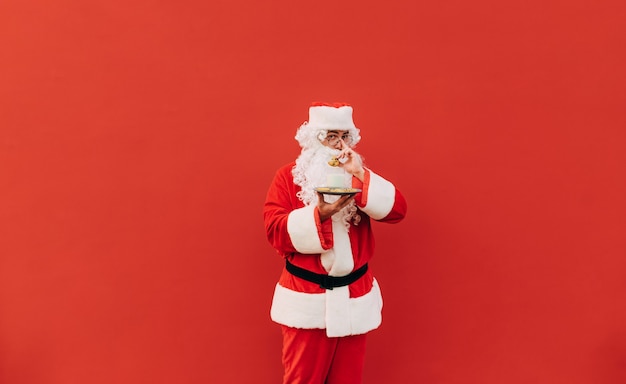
[292,146,361,230]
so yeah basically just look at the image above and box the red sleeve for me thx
[382,189,408,224]
[263,165,333,255]
[351,168,407,223]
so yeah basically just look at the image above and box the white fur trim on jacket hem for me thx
[287,205,325,254]
[361,171,396,220]
[270,279,383,337]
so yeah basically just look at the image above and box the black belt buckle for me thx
[319,275,334,290]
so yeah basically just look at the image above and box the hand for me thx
[317,192,356,222]
[337,139,365,181]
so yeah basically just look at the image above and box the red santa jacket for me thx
[264,162,407,337]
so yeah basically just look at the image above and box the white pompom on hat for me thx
[306,102,357,130]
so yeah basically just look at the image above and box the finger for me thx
[337,147,350,163]
[330,195,348,206]
[338,199,355,210]
[341,145,357,159]
[338,140,349,157]
[335,194,355,208]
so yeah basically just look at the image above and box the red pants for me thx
[281,326,367,384]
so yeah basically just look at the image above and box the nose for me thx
[335,138,348,149]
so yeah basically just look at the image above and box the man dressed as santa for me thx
[264,102,407,384]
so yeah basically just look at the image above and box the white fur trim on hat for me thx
[307,105,356,130]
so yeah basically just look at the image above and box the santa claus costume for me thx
[264,103,407,384]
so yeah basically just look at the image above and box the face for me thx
[321,130,352,149]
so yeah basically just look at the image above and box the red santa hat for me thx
[295,102,361,149]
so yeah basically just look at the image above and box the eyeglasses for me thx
[324,132,352,146]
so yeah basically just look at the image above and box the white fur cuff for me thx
[287,205,325,254]
[361,171,396,220]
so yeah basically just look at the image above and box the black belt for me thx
[285,259,368,290]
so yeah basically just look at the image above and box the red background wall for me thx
[1,0,625,383]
